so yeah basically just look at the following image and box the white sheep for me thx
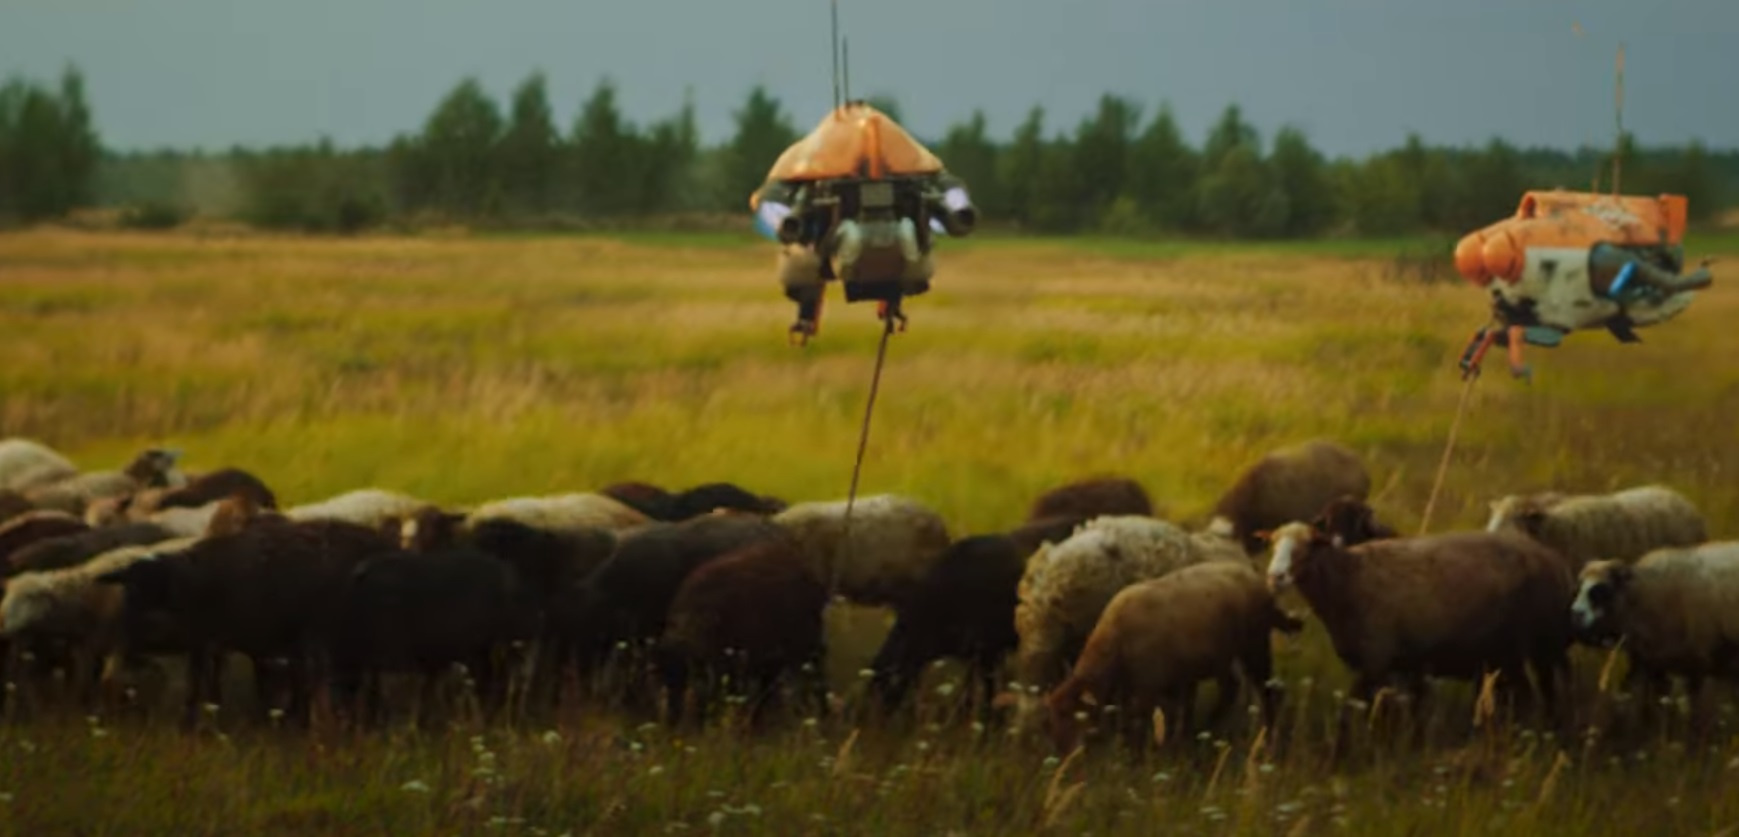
[770,493,953,608]
[464,492,651,535]
[1487,484,1707,570]
[1571,543,1739,706]
[285,488,429,529]
[1010,514,1247,732]
[0,438,79,493]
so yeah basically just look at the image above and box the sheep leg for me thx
[1240,640,1282,741]
[1528,647,1570,733]
[283,654,316,729]
[1334,673,1385,763]
[656,647,690,729]
[1204,671,1240,731]
[1685,672,1712,744]
[971,651,1005,724]
[746,663,785,732]
[181,646,220,731]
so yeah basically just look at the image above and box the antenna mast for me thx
[830,0,842,109]
[843,38,851,103]
[1611,42,1625,196]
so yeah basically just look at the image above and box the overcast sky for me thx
[2,0,1735,157]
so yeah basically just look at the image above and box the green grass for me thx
[1,227,1737,835]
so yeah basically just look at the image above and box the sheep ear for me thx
[1252,529,1273,543]
[1608,564,1635,587]
[1330,534,1345,549]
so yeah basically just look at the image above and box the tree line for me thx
[5,66,1735,237]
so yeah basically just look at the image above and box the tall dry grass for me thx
[0,227,1736,834]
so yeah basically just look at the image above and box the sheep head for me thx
[1311,496,1391,548]
[1486,493,1563,536]
[1571,560,1633,646]
[1262,521,1332,593]
[124,448,185,488]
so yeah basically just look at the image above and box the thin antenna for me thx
[842,38,851,103]
[830,0,842,109]
[1612,42,1625,196]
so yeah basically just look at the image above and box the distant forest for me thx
[3,65,1735,237]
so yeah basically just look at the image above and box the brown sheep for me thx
[1264,521,1575,740]
[600,481,677,520]
[656,535,829,728]
[150,468,279,514]
[0,511,91,566]
[1211,439,1372,556]
[94,515,399,729]
[1026,476,1156,522]
[1046,560,1302,753]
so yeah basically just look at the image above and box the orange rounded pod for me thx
[1455,230,1494,286]
[1480,225,1526,283]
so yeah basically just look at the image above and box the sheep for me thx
[666,482,788,520]
[0,438,78,493]
[94,515,400,728]
[1046,559,1303,753]
[0,537,200,706]
[22,448,185,516]
[397,503,620,601]
[868,513,1089,716]
[1010,515,1248,733]
[7,521,179,577]
[1570,544,1739,717]
[770,493,952,608]
[600,481,789,522]
[1264,521,1575,740]
[657,535,829,728]
[1210,439,1372,556]
[285,488,429,529]
[328,545,539,726]
[0,511,90,565]
[552,514,788,708]
[465,492,652,533]
[1027,476,1155,522]
[600,481,676,520]
[139,467,279,516]
[1486,484,1706,571]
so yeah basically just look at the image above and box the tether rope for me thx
[828,312,897,600]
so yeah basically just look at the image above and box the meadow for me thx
[0,226,1737,835]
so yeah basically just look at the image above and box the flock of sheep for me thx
[0,434,1734,756]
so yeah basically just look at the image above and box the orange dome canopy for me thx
[1452,189,1689,286]
[761,103,944,185]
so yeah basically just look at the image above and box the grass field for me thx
[0,227,1736,835]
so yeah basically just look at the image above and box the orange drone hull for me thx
[1454,190,1688,287]
[751,103,943,208]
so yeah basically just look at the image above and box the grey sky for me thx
[2,0,1735,157]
